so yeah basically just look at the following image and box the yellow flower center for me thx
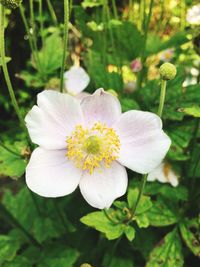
[66,122,120,174]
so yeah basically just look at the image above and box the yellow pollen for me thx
[66,122,120,174]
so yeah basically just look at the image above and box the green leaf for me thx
[80,211,124,240]
[127,188,152,214]
[146,196,179,227]
[82,0,103,8]
[124,225,135,242]
[0,141,27,178]
[0,235,20,265]
[87,21,104,31]
[37,245,79,267]
[146,229,184,267]
[179,218,200,257]
[135,213,150,228]
[33,217,62,243]
[2,256,31,267]
[179,106,200,117]
[36,33,63,75]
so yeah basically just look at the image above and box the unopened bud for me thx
[159,63,177,80]
[45,78,60,91]
[0,0,22,9]
[80,264,92,267]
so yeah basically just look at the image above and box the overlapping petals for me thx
[26,89,171,209]
[25,90,83,150]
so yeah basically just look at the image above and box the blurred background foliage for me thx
[0,0,200,266]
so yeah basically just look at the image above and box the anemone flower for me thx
[64,66,90,100]
[25,89,171,209]
[147,162,179,187]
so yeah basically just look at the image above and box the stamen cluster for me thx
[66,122,120,174]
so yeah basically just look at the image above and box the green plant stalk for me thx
[60,0,69,92]
[0,5,30,144]
[133,77,167,215]
[157,79,167,117]
[132,174,148,214]
[111,0,118,20]
[20,4,41,72]
[38,0,44,45]
[137,0,154,88]
[0,203,40,247]
[46,0,58,26]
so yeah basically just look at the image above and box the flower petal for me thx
[26,147,81,197]
[114,110,171,174]
[64,66,90,95]
[79,161,128,209]
[81,88,121,127]
[25,90,83,149]
[147,163,179,187]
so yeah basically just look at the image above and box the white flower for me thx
[160,49,174,62]
[186,4,200,25]
[147,162,179,187]
[25,89,171,209]
[64,66,90,95]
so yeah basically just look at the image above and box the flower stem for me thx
[38,0,44,45]
[0,203,41,247]
[60,0,69,92]
[132,174,148,214]
[20,4,41,72]
[0,4,30,144]
[157,79,167,117]
[46,0,58,26]
[103,209,118,224]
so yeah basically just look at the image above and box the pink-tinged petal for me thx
[114,110,171,174]
[76,92,91,102]
[79,161,128,209]
[26,147,81,197]
[64,66,90,95]
[81,88,121,127]
[147,163,179,187]
[25,90,83,150]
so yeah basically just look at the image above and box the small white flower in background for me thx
[25,89,171,209]
[64,66,90,95]
[130,59,142,72]
[160,49,174,62]
[147,162,179,187]
[186,4,200,25]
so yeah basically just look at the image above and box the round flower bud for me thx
[159,63,177,80]
[0,0,22,9]
[80,264,92,267]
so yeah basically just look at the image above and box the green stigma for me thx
[84,136,101,154]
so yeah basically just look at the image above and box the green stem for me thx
[103,209,118,224]
[0,5,30,144]
[60,0,69,92]
[132,174,148,214]
[0,203,40,247]
[157,79,167,117]
[133,65,166,216]
[111,0,118,20]
[20,4,41,71]
[38,0,44,45]
[137,0,154,88]
[46,0,58,26]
